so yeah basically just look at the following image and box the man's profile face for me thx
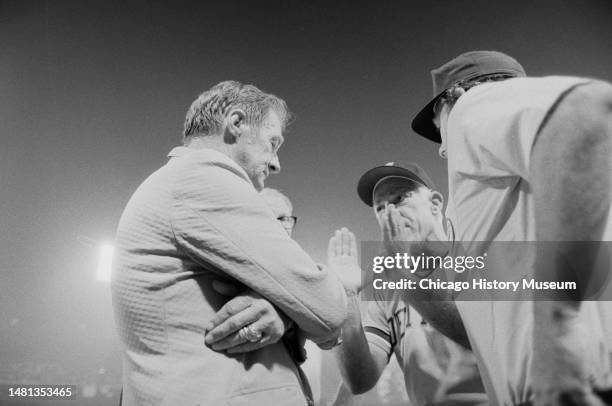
[372,178,439,241]
[235,111,284,191]
[433,101,451,159]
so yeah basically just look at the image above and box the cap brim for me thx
[411,91,444,144]
[357,166,428,207]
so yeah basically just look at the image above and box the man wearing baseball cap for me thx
[411,51,612,405]
[330,161,487,406]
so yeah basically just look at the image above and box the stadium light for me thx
[96,244,114,282]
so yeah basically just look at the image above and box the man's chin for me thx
[253,177,265,191]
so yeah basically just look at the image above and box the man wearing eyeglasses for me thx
[260,187,298,236]
[330,161,487,406]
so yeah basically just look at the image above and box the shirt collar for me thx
[167,146,191,158]
[166,146,255,188]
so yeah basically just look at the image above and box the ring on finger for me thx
[238,325,262,343]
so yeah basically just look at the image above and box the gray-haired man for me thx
[112,81,349,406]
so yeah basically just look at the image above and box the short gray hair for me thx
[183,80,291,143]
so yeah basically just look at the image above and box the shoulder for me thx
[170,148,251,182]
[449,76,592,149]
[455,76,591,114]
[169,148,257,201]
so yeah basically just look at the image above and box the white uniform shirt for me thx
[445,76,612,405]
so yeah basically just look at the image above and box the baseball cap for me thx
[357,161,435,207]
[411,50,526,143]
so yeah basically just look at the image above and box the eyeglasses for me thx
[277,215,298,228]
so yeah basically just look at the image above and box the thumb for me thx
[328,232,338,261]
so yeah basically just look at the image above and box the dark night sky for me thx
[1,0,612,380]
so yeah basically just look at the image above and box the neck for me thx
[434,219,450,242]
[186,135,232,158]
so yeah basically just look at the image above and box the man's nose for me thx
[268,155,281,174]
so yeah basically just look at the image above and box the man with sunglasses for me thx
[411,51,612,406]
[330,162,487,406]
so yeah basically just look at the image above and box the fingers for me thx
[329,228,357,257]
[380,205,395,242]
[247,317,283,343]
[340,228,357,257]
[209,323,274,352]
[226,335,273,354]
[205,296,251,332]
[335,229,341,256]
[209,330,246,351]
[218,314,284,353]
[348,230,357,257]
[389,206,402,238]
[385,206,408,240]
[204,298,257,344]
[328,231,338,261]
[205,309,259,345]
[341,228,350,255]
[380,206,414,257]
[207,308,284,352]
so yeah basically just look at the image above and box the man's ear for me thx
[225,109,247,141]
[430,190,444,214]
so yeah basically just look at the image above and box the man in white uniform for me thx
[410,51,612,406]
